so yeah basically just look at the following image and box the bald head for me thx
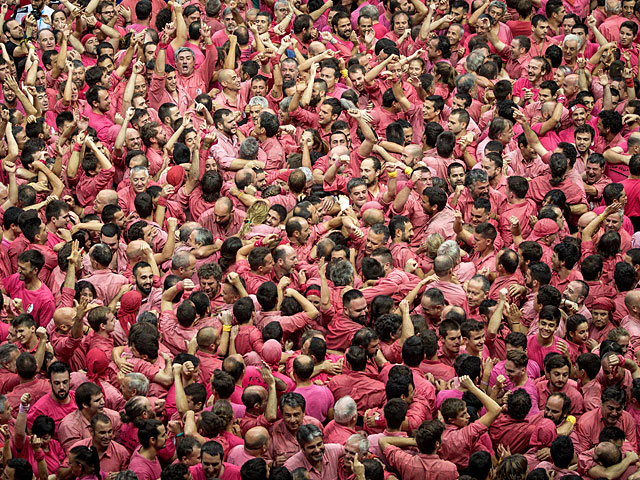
[434,255,454,276]
[53,307,76,329]
[94,189,118,213]
[126,239,148,261]
[578,211,598,229]
[308,41,326,56]
[362,209,385,227]
[542,101,557,116]
[196,326,218,348]
[595,441,622,467]
[218,69,235,84]
[625,290,640,312]
[244,427,269,450]
[404,144,423,164]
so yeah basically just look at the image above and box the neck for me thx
[140,446,157,460]
[537,334,553,347]
[514,373,528,387]
[489,174,502,189]
[51,392,70,404]
[3,229,15,241]
[93,441,107,455]
[23,277,41,290]
[558,267,571,280]
[80,409,94,422]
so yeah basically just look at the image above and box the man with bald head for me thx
[215,68,247,112]
[50,307,84,364]
[293,355,334,422]
[226,426,273,467]
[621,290,640,353]
[272,245,300,287]
[200,197,247,238]
[92,189,118,215]
[579,438,639,478]
[169,251,197,282]
[577,212,599,239]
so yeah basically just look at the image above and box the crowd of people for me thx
[1,0,640,477]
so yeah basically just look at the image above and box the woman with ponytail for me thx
[69,445,105,480]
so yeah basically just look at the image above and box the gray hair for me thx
[248,96,269,109]
[130,165,149,178]
[464,168,489,187]
[346,434,370,455]
[456,73,477,93]
[192,227,213,246]
[296,424,323,445]
[222,7,233,16]
[274,0,288,8]
[470,274,491,293]
[360,4,379,19]
[299,167,313,182]
[239,137,260,160]
[605,0,621,13]
[0,344,18,364]
[488,0,507,13]
[125,373,149,395]
[172,250,193,270]
[437,240,461,263]
[465,52,485,73]
[280,96,293,112]
[0,395,7,414]
[174,47,195,63]
[563,34,582,49]
[329,259,355,287]
[205,0,222,16]
[333,396,357,424]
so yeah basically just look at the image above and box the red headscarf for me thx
[86,349,109,397]
[119,290,142,335]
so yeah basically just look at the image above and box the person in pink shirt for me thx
[282,424,344,478]
[536,354,585,416]
[527,305,566,372]
[574,386,638,453]
[292,355,335,423]
[378,419,459,480]
[84,244,129,305]
[324,396,358,445]
[128,419,166,480]
[497,350,540,415]
[27,361,76,430]
[70,413,131,473]
[190,440,241,480]
[489,389,536,454]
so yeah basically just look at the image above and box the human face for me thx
[528,59,544,83]
[302,436,325,464]
[87,393,105,415]
[350,185,369,208]
[177,51,195,76]
[6,20,24,41]
[602,400,624,426]
[443,329,461,355]
[569,321,589,345]
[199,274,219,300]
[80,287,95,304]
[620,26,634,48]
[592,309,610,329]
[279,249,298,274]
[447,113,465,135]
[202,452,223,478]
[393,13,409,36]
[281,61,298,82]
[131,169,149,193]
[265,209,282,227]
[344,297,368,323]
[616,335,630,355]
[575,132,592,154]
[282,405,304,433]
[548,365,570,391]
[452,407,470,427]
[466,280,486,307]
[533,20,549,40]
[50,371,70,400]
[358,16,373,38]
[360,159,379,187]
[448,167,465,187]
[481,158,500,180]
[446,26,462,47]
[335,18,352,40]
[562,40,578,63]
[465,329,485,354]
[91,420,113,449]
[538,318,558,340]
[544,396,565,424]
[38,30,56,51]
[96,90,110,113]
[154,425,168,449]
[68,454,85,478]
[471,180,490,200]
[17,261,37,282]
[349,69,365,92]
[214,206,232,229]
[364,231,385,255]
[135,266,154,295]
[422,100,438,121]
[504,360,524,383]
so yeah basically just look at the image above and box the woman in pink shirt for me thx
[68,445,106,480]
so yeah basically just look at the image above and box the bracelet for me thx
[404,167,413,176]
[340,69,348,78]
[33,449,45,461]
[158,42,169,50]
[176,432,184,437]
[157,196,168,206]
[330,38,337,45]
[405,180,414,190]
[254,238,264,247]
[95,21,103,29]
[19,404,30,414]
[73,143,83,152]
[222,325,232,332]
[387,170,397,178]
[627,78,635,88]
